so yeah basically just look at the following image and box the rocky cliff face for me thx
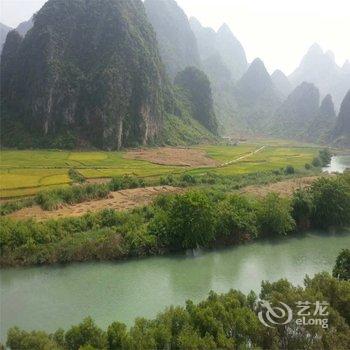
[175,67,218,134]
[332,90,350,147]
[271,82,320,139]
[144,0,200,80]
[1,0,166,150]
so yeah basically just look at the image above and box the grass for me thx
[0,141,319,198]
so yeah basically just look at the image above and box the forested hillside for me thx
[0,0,216,150]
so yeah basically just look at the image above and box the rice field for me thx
[0,142,319,198]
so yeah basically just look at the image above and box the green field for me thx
[0,142,319,198]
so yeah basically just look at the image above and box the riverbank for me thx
[1,174,349,268]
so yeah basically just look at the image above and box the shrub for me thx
[68,168,86,183]
[216,195,258,240]
[284,165,295,175]
[65,317,107,350]
[319,148,332,167]
[109,175,145,191]
[310,177,350,229]
[150,191,215,249]
[291,189,313,230]
[36,184,109,210]
[333,249,350,280]
[304,163,311,170]
[312,157,322,167]
[257,193,295,237]
[180,173,197,185]
[0,198,35,216]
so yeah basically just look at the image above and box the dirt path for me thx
[8,186,182,221]
[240,176,319,198]
[124,147,219,167]
[220,146,266,167]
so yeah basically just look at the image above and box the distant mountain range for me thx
[290,43,350,109]
[0,0,349,148]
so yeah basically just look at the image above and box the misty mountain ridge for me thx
[332,90,350,147]
[144,0,200,80]
[1,0,349,148]
[271,69,293,97]
[290,43,350,108]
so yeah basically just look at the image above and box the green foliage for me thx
[305,163,311,170]
[319,148,332,166]
[36,184,109,211]
[2,174,349,267]
[65,317,106,350]
[257,193,295,237]
[312,157,322,167]
[284,165,295,174]
[310,177,350,229]
[150,191,216,249]
[291,189,314,230]
[6,273,350,349]
[0,198,35,216]
[216,195,258,240]
[333,249,350,280]
[109,175,145,191]
[68,168,86,184]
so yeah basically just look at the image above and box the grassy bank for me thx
[1,174,349,267]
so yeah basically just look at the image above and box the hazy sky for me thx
[1,0,349,74]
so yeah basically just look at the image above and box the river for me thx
[323,154,350,173]
[1,231,349,342]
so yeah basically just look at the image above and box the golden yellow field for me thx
[0,142,319,198]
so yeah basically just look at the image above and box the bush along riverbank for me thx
[0,174,349,267]
[3,268,350,349]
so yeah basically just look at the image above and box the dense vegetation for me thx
[1,174,349,267]
[333,249,350,280]
[3,271,350,349]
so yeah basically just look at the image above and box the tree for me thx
[333,249,350,280]
[310,177,350,228]
[150,191,216,249]
[216,195,257,240]
[65,317,107,350]
[107,322,130,349]
[291,189,313,230]
[257,193,295,236]
[319,149,332,166]
[312,157,322,167]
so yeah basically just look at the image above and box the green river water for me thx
[1,231,350,342]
